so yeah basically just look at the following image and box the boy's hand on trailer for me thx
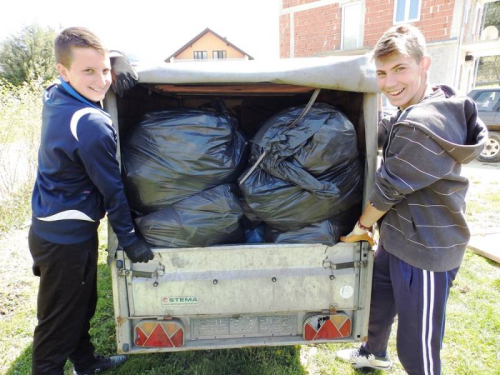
[110,51,139,97]
[124,238,154,263]
[340,220,376,246]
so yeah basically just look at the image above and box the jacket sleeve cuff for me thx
[369,189,397,212]
[116,231,137,248]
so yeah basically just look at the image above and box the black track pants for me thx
[28,228,99,375]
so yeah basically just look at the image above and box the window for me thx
[342,2,362,50]
[193,51,207,60]
[475,91,500,112]
[394,0,421,23]
[213,50,227,59]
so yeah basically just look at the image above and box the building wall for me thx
[281,0,458,56]
[176,32,246,60]
[364,0,457,47]
[294,4,341,56]
[280,14,291,57]
[281,1,342,57]
[427,42,459,85]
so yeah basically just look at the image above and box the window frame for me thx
[193,51,208,60]
[212,50,227,59]
[475,90,500,112]
[393,0,422,24]
[341,1,363,50]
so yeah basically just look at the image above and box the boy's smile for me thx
[375,52,431,110]
[57,47,111,102]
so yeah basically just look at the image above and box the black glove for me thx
[110,51,139,97]
[123,238,154,263]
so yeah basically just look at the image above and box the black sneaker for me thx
[336,347,392,370]
[73,354,127,374]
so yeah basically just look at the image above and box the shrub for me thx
[0,79,43,234]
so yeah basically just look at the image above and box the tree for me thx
[0,23,57,86]
[483,1,500,31]
[476,2,500,86]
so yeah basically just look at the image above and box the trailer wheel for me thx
[478,132,500,163]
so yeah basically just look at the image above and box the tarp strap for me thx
[239,88,321,185]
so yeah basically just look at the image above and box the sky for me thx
[0,0,281,63]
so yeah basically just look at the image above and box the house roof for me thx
[165,27,254,62]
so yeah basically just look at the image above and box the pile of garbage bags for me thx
[239,103,363,244]
[122,102,363,248]
[123,105,246,214]
[123,104,246,247]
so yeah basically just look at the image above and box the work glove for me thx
[340,220,375,246]
[123,238,154,263]
[110,51,139,97]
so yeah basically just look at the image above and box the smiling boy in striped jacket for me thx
[337,25,487,374]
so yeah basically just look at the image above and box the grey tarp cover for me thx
[135,55,377,93]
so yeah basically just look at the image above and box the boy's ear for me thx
[56,63,70,82]
[420,55,431,72]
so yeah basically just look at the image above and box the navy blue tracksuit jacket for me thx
[31,80,136,246]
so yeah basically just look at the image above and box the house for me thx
[279,0,500,94]
[165,28,254,63]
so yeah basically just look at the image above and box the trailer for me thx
[103,55,379,354]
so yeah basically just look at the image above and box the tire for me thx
[478,131,500,163]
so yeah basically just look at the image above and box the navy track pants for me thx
[28,228,99,375]
[363,245,458,375]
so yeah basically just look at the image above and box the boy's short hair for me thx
[372,24,427,62]
[54,27,107,68]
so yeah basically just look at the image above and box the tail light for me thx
[135,320,184,348]
[303,313,351,341]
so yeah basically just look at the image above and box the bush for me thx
[0,79,43,234]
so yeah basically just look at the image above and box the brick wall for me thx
[283,0,320,9]
[364,0,396,46]
[417,0,456,42]
[364,0,456,47]
[294,4,341,57]
[281,0,457,57]
[280,14,291,58]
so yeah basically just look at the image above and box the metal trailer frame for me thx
[104,55,379,354]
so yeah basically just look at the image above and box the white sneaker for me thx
[336,347,392,370]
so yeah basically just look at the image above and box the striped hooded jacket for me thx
[31,80,137,246]
[372,85,487,272]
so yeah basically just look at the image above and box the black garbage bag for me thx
[240,103,363,231]
[245,224,266,244]
[265,220,341,246]
[123,105,247,214]
[135,185,244,248]
[264,207,360,245]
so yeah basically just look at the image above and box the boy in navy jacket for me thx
[29,27,153,375]
[337,25,486,374]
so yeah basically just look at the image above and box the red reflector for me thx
[135,320,184,347]
[303,313,351,341]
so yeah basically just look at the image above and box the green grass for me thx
[465,188,500,229]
